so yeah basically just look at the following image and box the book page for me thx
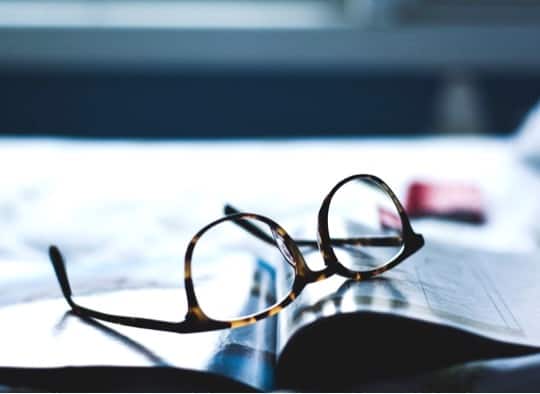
[0,250,279,391]
[277,238,540,353]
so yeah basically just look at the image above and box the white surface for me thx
[515,99,540,169]
[0,136,539,304]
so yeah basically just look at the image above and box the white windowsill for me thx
[0,0,345,28]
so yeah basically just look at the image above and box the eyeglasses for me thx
[49,174,424,333]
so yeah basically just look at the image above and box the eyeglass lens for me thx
[190,217,296,321]
[326,177,405,271]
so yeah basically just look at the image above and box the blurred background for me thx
[1,0,540,139]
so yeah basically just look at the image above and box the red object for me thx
[378,206,402,231]
[405,181,486,224]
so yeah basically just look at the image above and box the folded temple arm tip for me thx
[48,244,73,302]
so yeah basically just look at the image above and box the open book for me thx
[0,238,539,392]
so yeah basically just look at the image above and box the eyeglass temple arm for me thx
[48,245,189,333]
[223,204,402,247]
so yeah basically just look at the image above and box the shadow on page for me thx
[0,249,283,392]
[275,240,540,391]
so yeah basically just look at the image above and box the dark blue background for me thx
[1,68,538,138]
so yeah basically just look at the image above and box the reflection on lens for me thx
[327,177,404,272]
[191,216,296,321]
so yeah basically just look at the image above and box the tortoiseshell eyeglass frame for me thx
[49,174,424,334]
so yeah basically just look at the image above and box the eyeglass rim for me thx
[183,212,311,330]
[317,174,424,280]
